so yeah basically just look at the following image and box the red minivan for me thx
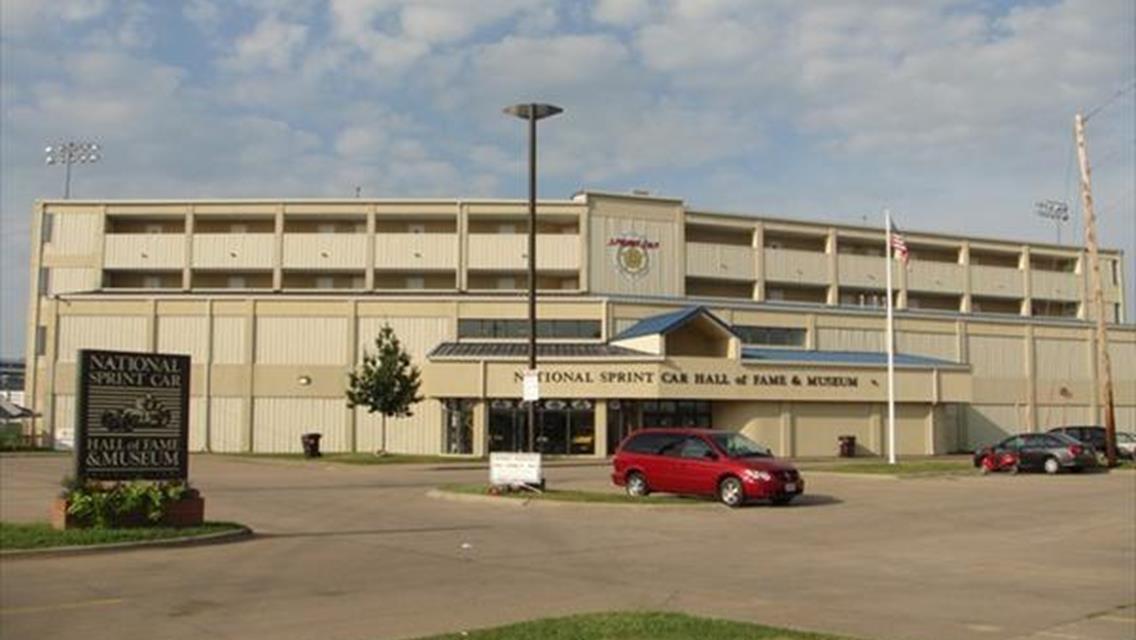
[611,428,803,507]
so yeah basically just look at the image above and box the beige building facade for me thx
[23,191,1134,457]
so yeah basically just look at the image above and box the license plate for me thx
[784,482,797,492]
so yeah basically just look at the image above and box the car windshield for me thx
[710,432,772,458]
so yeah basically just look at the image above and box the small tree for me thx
[346,325,423,451]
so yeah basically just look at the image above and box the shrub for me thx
[61,477,193,529]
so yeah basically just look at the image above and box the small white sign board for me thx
[522,369,540,402]
[489,452,543,486]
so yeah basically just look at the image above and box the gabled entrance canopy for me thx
[611,306,741,358]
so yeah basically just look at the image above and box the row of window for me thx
[458,319,603,339]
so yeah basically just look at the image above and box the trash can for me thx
[838,435,856,458]
[301,433,322,458]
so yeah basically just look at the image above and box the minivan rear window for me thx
[621,433,684,455]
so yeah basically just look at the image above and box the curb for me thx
[0,525,254,560]
[426,488,711,509]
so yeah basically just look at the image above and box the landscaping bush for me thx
[60,477,195,529]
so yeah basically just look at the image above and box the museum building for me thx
[22,190,1135,457]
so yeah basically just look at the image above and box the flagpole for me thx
[885,208,897,465]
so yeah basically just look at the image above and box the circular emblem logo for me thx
[608,233,658,280]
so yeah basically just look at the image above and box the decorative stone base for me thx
[51,495,206,530]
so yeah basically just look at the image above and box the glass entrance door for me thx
[488,400,524,452]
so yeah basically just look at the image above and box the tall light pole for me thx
[45,141,101,199]
[503,103,562,453]
[1035,200,1069,245]
[1073,112,1118,466]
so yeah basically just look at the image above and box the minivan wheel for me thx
[718,476,744,508]
[626,472,649,497]
[1044,457,1061,475]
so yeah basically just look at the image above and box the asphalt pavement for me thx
[1,454,1133,640]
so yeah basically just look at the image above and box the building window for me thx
[406,276,425,290]
[38,268,51,296]
[442,399,475,455]
[231,223,248,233]
[487,398,594,455]
[35,326,47,356]
[408,223,425,234]
[227,276,247,289]
[733,326,806,347]
[496,276,516,290]
[839,289,890,308]
[315,276,335,289]
[42,213,54,243]
[317,223,336,234]
[143,275,163,289]
[640,400,712,429]
[458,319,602,340]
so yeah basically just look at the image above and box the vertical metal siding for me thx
[158,316,209,361]
[57,316,148,362]
[967,335,1025,377]
[212,317,246,364]
[252,398,348,453]
[816,328,885,352]
[1034,339,1089,381]
[189,398,207,451]
[50,268,100,294]
[964,405,1021,449]
[896,332,957,360]
[54,395,76,449]
[209,398,245,452]
[256,317,347,364]
[51,214,100,253]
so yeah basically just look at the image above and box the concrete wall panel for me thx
[253,398,348,453]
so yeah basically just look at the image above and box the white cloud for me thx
[591,0,653,27]
[224,16,309,72]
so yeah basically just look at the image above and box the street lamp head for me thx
[503,103,563,121]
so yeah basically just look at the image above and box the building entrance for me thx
[488,399,596,455]
[606,399,713,453]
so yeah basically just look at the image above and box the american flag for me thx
[889,222,909,265]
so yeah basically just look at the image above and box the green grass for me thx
[416,611,854,639]
[796,459,975,476]
[221,452,479,465]
[0,521,246,550]
[440,484,706,505]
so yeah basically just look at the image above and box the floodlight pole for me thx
[45,141,101,199]
[504,103,562,453]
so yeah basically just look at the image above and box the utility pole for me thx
[1073,111,1118,466]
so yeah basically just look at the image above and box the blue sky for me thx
[1,0,1134,358]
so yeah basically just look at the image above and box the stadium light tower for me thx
[1035,199,1070,245]
[45,141,101,199]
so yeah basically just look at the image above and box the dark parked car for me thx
[973,432,1098,474]
[1047,426,1109,456]
[612,428,803,507]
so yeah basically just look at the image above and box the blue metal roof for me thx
[742,348,962,368]
[613,306,739,341]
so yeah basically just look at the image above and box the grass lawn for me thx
[796,458,975,476]
[220,452,478,465]
[440,483,706,505]
[0,521,246,550]
[416,611,854,639]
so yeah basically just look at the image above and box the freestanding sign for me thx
[489,452,543,487]
[74,350,190,481]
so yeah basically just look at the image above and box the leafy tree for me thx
[346,324,423,420]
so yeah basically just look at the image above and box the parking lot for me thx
[2,454,1134,640]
